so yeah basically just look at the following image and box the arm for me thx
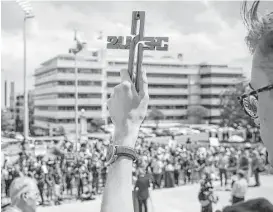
[231,181,239,197]
[100,68,149,212]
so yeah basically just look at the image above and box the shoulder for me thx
[4,206,21,212]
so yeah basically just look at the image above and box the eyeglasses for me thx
[237,84,273,119]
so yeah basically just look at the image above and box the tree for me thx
[148,107,164,129]
[219,82,255,127]
[187,105,208,124]
[54,126,66,136]
[90,118,105,132]
[1,109,14,132]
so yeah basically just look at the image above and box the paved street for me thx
[38,175,273,212]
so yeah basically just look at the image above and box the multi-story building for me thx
[13,91,34,133]
[33,53,243,134]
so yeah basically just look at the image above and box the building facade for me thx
[33,53,243,134]
[12,91,34,133]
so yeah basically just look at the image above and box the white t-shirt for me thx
[168,139,177,149]
[231,178,248,198]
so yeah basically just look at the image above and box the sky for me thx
[1,0,273,95]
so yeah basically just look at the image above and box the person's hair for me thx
[241,0,273,54]
[9,177,36,206]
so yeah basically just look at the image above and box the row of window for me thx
[36,106,102,111]
[35,93,224,101]
[106,94,188,99]
[201,85,233,88]
[35,93,103,100]
[35,116,75,124]
[35,114,220,124]
[107,83,188,89]
[200,73,241,78]
[35,68,102,80]
[36,80,102,88]
[57,81,101,86]
[58,68,102,74]
[107,72,188,78]
[147,105,187,110]
[200,95,220,99]
[35,69,57,80]
[202,105,221,109]
[149,95,188,99]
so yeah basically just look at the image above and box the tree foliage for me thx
[90,118,105,132]
[1,109,14,131]
[187,105,208,119]
[219,83,255,127]
[148,107,165,128]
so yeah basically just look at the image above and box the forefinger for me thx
[137,68,149,98]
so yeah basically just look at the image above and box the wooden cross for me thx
[107,11,169,92]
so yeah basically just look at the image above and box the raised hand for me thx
[107,68,149,148]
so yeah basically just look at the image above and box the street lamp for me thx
[68,30,86,152]
[16,0,34,143]
[96,31,108,126]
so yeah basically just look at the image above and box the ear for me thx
[22,193,29,202]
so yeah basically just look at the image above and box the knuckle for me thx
[121,81,131,91]
[145,94,150,101]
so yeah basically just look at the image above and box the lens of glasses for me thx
[242,95,258,118]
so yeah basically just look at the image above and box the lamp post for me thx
[69,30,86,152]
[97,31,108,126]
[16,0,34,144]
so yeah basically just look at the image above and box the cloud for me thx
[2,1,265,93]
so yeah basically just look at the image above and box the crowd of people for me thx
[1,134,268,209]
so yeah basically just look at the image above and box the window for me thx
[148,105,187,110]
[36,106,57,110]
[78,93,101,98]
[107,83,118,88]
[58,106,74,111]
[78,106,101,111]
[147,73,187,78]
[200,73,242,78]
[201,84,233,88]
[35,93,58,100]
[150,95,187,99]
[107,72,120,77]
[58,68,74,73]
[58,118,75,123]
[201,95,220,99]
[58,93,74,98]
[35,69,57,79]
[78,68,101,74]
[148,84,187,88]
[202,105,220,109]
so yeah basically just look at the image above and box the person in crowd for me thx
[134,169,151,212]
[217,151,229,187]
[174,158,181,186]
[182,154,192,184]
[101,163,108,188]
[198,172,218,212]
[164,160,175,188]
[53,167,62,205]
[6,177,39,212]
[230,170,248,205]
[150,156,163,189]
[65,164,74,197]
[45,167,54,204]
[238,149,250,183]
[197,154,207,182]
[251,151,262,187]
[34,167,45,205]
[91,159,100,195]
